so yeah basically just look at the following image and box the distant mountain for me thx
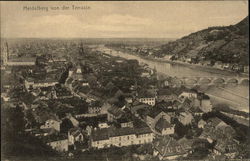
[154,16,249,66]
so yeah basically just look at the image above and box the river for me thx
[96,46,249,112]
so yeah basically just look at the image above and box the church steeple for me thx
[2,42,9,65]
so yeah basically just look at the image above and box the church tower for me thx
[2,42,9,65]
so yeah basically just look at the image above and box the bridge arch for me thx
[227,78,238,84]
[213,78,225,84]
[184,78,198,85]
[199,78,212,84]
[240,79,249,85]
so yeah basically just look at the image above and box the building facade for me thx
[91,127,154,149]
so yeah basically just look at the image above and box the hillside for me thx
[154,16,249,66]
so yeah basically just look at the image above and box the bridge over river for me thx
[176,76,249,85]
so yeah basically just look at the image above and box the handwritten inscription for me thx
[23,5,91,12]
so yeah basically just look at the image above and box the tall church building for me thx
[1,42,36,66]
[1,42,9,65]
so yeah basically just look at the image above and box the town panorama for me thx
[1,1,249,161]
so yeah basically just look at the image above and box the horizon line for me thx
[1,37,178,40]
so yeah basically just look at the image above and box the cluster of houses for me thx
[1,41,244,160]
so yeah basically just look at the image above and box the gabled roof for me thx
[198,119,206,124]
[69,128,82,137]
[147,108,164,118]
[91,128,110,141]
[138,89,155,98]
[158,88,175,96]
[107,106,124,117]
[189,106,203,113]
[207,117,225,127]
[177,137,194,151]
[154,136,186,157]
[155,101,173,109]
[214,138,238,154]
[155,118,172,133]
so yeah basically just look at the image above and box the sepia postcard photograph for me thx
[0,1,249,161]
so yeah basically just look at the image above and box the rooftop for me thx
[155,118,172,133]
[107,105,124,117]
[91,126,152,141]
[153,136,186,157]
[8,57,36,62]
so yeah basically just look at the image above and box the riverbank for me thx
[152,57,249,78]
[110,47,249,78]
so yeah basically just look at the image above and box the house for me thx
[155,118,175,135]
[157,88,178,102]
[179,89,198,99]
[172,100,182,110]
[206,117,229,130]
[202,60,212,66]
[213,138,238,158]
[214,61,223,69]
[141,72,150,78]
[198,119,206,129]
[70,65,83,81]
[155,101,175,110]
[100,102,111,114]
[146,110,171,128]
[24,77,58,90]
[66,114,79,127]
[1,92,10,102]
[125,97,133,104]
[178,112,194,125]
[153,136,187,160]
[186,58,192,63]
[199,95,213,113]
[88,106,101,114]
[6,57,36,66]
[68,128,84,145]
[45,135,69,152]
[178,97,193,110]
[244,66,249,73]
[189,106,204,116]
[223,63,231,69]
[199,117,236,144]
[98,122,110,129]
[81,80,89,87]
[49,57,67,63]
[87,101,102,114]
[107,106,124,122]
[130,100,149,116]
[76,65,82,74]
[40,119,61,132]
[138,90,156,106]
[164,55,173,60]
[31,128,58,137]
[117,116,134,128]
[90,126,154,149]
[177,137,194,153]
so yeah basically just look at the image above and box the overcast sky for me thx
[0,1,248,38]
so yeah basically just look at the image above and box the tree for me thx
[26,109,37,128]
[60,118,74,134]
[59,68,69,84]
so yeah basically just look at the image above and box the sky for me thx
[0,1,248,38]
